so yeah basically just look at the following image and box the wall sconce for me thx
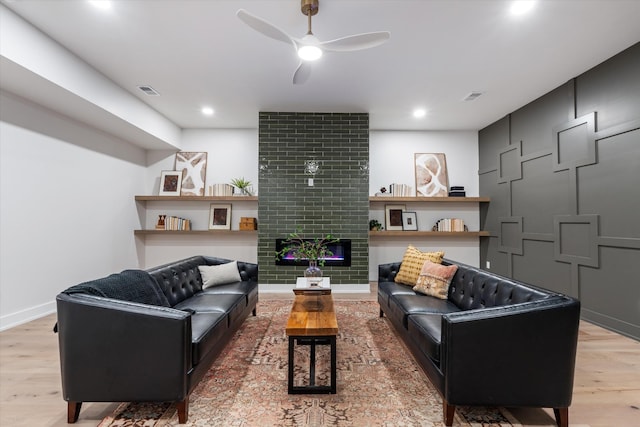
[359,160,370,180]
[304,160,320,186]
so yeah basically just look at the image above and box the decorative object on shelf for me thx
[230,177,253,196]
[374,186,388,196]
[158,171,182,196]
[448,186,466,197]
[175,152,207,196]
[163,215,191,231]
[369,219,383,231]
[239,217,257,230]
[155,215,166,230]
[385,204,406,231]
[432,218,467,232]
[402,211,418,231]
[275,229,339,282]
[388,183,413,196]
[208,204,231,230]
[209,183,234,196]
[414,153,449,197]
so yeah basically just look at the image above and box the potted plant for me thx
[369,219,383,231]
[275,229,339,284]
[230,177,253,196]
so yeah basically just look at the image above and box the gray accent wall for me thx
[257,112,369,285]
[478,43,640,340]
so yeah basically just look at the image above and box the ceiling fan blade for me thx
[293,61,312,85]
[320,31,390,52]
[236,9,295,47]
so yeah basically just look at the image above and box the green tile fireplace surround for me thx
[257,112,370,287]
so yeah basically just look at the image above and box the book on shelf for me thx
[432,218,466,232]
[163,215,191,231]
[388,183,414,197]
[208,183,234,196]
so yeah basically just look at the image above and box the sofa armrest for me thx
[378,262,402,283]
[56,293,192,402]
[440,297,580,407]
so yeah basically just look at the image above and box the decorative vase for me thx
[304,260,323,286]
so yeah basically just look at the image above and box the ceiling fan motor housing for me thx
[301,0,319,16]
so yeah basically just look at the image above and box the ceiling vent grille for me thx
[138,85,160,96]
[463,91,483,101]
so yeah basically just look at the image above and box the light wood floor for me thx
[1,289,639,427]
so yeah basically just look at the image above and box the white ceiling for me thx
[2,0,640,131]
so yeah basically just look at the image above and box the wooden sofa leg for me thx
[553,407,568,427]
[443,400,455,426]
[67,401,82,423]
[177,397,189,424]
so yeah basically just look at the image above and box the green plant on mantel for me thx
[275,228,339,267]
[369,219,383,231]
[230,177,253,196]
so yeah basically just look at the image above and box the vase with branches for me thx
[275,229,339,285]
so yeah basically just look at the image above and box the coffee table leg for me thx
[330,335,337,394]
[288,336,295,393]
[309,338,316,386]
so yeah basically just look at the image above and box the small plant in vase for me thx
[275,229,339,286]
[230,177,253,196]
[369,219,383,231]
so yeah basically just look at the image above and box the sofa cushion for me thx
[377,281,418,309]
[389,294,459,328]
[199,261,241,288]
[407,314,443,364]
[413,260,458,299]
[189,311,228,365]
[395,246,444,286]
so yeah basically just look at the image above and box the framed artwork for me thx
[209,204,231,230]
[402,211,418,231]
[158,170,182,196]
[385,204,406,231]
[414,153,449,197]
[175,152,207,196]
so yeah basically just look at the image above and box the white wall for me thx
[368,130,481,277]
[0,91,147,330]
[140,129,259,268]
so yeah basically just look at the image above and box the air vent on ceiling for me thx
[463,91,483,101]
[138,85,160,96]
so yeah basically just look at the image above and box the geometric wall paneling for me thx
[478,116,510,172]
[513,239,573,296]
[552,112,597,172]
[578,127,640,239]
[498,216,523,255]
[578,246,640,339]
[497,141,522,183]
[554,214,600,268]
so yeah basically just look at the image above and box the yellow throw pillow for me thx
[394,245,444,286]
[413,260,458,299]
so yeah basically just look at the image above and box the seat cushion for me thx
[189,312,227,365]
[378,281,418,308]
[389,294,459,328]
[407,314,443,364]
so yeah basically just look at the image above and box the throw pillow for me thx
[199,261,241,288]
[413,260,458,299]
[394,245,445,286]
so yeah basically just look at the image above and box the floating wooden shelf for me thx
[369,231,490,237]
[134,229,257,235]
[135,195,258,202]
[369,196,490,203]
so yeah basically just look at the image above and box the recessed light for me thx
[88,1,112,10]
[510,0,536,16]
[413,108,427,118]
[201,107,214,116]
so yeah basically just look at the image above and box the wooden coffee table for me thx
[285,291,338,394]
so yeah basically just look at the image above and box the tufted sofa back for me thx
[146,256,259,307]
[443,259,553,310]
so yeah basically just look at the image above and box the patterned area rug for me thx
[99,300,521,426]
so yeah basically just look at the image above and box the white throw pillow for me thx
[199,261,242,288]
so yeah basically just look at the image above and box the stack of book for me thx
[208,184,234,196]
[433,218,466,232]
[448,186,466,197]
[388,183,414,196]
[163,216,191,231]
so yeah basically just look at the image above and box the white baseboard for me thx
[259,283,370,294]
[0,301,56,332]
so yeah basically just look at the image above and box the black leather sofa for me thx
[378,259,580,427]
[56,256,258,424]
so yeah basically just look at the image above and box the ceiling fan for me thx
[237,0,390,84]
